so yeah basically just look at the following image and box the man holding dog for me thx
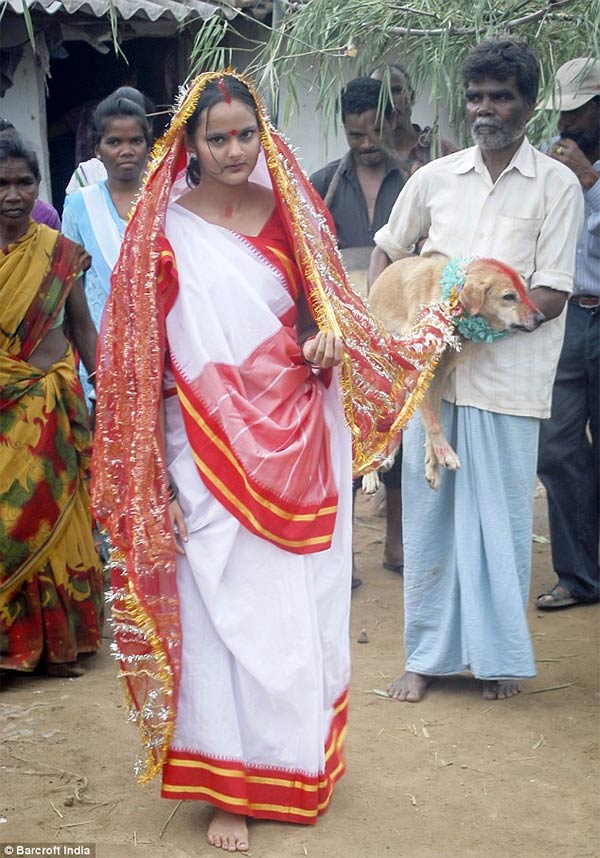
[536,58,600,611]
[369,38,583,701]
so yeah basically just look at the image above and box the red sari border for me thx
[161,690,348,824]
[174,372,338,554]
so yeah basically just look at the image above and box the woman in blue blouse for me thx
[62,87,151,404]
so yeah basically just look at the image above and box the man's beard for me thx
[471,118,525,150]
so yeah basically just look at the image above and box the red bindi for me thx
[228,130,237,136]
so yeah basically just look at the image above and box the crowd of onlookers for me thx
[0,39,597,855]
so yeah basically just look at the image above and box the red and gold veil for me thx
[92,69,456,781]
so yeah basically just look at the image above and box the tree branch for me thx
[388,0,578,37]
[389,4,439,16]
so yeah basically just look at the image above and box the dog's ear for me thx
[459,277,489,316]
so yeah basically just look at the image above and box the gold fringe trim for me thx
[109,547,176,784]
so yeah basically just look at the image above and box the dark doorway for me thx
[46,37,176,212]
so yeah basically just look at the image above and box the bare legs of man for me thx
[383,486,404,572]
[207,810,249,852]
[387,673,522,702]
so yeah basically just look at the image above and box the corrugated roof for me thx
[3,0,225,22]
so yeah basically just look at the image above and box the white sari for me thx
[160,200,352,824]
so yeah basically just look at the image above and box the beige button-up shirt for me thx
[374,138,584,418]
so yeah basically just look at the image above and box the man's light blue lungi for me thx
[401,402,538,680]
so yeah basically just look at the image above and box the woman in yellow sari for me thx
[0,130,104,678]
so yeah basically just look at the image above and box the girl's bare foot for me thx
[482,679,521,700]
[387,671,434,702]
[207,809,249,852]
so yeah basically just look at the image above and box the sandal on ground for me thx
[535,584,580,610]
[351,575,363,590]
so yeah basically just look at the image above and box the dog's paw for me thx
[434,444,461,471]
[362,471,381,495]
[425,462,441,491]
[424,441,441,491]
[379,452,397,473]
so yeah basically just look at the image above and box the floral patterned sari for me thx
[0,222,104,671]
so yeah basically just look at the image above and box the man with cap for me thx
[536,58,600,610]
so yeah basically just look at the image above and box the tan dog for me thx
[366,256,545,491]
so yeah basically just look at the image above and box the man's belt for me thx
[570,294,600,309]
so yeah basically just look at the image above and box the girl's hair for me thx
[92,87,152,148]
[185,76,259,187]
[0,129,41,181]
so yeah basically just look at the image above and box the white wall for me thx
[276,77,347,177]
[0,45,52,203]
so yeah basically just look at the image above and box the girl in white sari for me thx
[93,72,458,853]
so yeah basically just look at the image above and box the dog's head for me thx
[459,259,545,332]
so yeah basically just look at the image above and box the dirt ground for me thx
[1,487,599,858]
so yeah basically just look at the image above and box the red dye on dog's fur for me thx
[477,258,529,300]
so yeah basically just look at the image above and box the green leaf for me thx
[0,519,28,574]
[4,478,34,509]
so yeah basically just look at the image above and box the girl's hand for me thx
[302,332,344,369]
[169,498,188,555]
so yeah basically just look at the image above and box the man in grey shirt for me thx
[310,77,404,254]
[310,78,405,586]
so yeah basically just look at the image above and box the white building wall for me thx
[276,79,347,178]
[0,45,52,203]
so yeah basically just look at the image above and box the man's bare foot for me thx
[46,662,84,678]
[482,680,521,700]
[387,671,433,702]
[207,810,249,852]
